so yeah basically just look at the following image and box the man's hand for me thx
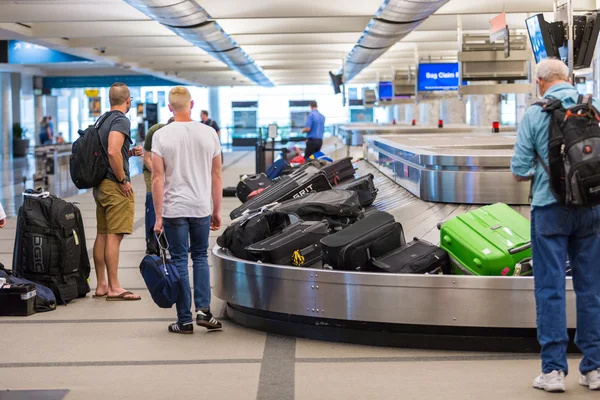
[0,218,6,229]
[119,181,134,197]
[154,218,163,234]
[130,146,143,157]
[210,212,221,231]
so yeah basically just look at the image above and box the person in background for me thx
[47,116,54,140]
[93,82,143,301]
[511,58,600,393]
[143,117,174,255]
[200,110,220,138]
[0,201,6,228]
[39,116,52,145]
[301,100,326,159]
[152,87,223,334]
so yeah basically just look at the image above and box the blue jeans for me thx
[532,204,600,375]
[145,193,157,253]
[163,216,211,325]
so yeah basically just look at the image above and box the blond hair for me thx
[169,86,192,112]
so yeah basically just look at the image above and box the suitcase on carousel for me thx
[338,174,378,207]
[321,211,405,271]
[236,173,272,203]
[246,220,329,267]
[230,166,332,219]
[322,157,355,186]
[438,203,532,276]
[371,238,451,274]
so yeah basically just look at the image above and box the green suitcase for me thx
[438,203,532,276]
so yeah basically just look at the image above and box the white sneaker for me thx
[579,369,600,390]
[533,370,566,392]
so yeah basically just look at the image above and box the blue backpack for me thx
[266,158,290,180]
[0,264,57,312]
[139,234,181,308]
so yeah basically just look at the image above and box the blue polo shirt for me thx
[304,109,326,140]
[511,82,600,208]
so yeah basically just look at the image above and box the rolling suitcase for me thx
[321,211,405,271]
[338,174,378,207]
[237,173,272,203]
[438,203,532,276]
[322,157,355,186]
[246,220,329,267]
[275,190,363,229]
[230,166,332,219]
[371,238,451,274]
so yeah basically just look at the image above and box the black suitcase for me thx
[236,173,272,203]
[321,211,405,271]
[322,157,355,186]
[371,239,451,274]
[338,174,378,207]
[246,220,329,267]
[275,190,363,231]
[230,166,332,219]
[217,210,293,261]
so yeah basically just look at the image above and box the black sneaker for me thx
[168,322,193,334]
[196,311,222,330]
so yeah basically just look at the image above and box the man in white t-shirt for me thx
[152,86,223,334]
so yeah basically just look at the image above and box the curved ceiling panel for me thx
[124,0,274,86]
[343,0,450,82]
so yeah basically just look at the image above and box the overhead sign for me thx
[85,89,99,98]
[89,97,101,118]
[418,63,459,92]
[8,40,91,64]
[490,12,507,42]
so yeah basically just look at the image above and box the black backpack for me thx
[70,111,116,189]
[536,95,600,206]
[13,189,91,304]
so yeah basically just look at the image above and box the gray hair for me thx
[536,59,569,82]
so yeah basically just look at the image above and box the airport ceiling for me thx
[0,0,597,87]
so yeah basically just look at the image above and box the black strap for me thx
[578,94,584,104]
[94,110,118,129]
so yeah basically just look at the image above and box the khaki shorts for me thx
[93,179,134,235]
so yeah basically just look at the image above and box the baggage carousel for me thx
[213,140,577,353]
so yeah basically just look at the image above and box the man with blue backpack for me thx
[511,58,600,393]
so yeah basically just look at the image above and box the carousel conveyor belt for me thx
[213,161,579,353]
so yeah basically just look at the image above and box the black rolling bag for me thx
[236,173,272,203]
[275,190,363,230]
[321,211,405,271]
[230,166,332,219]
[338,174,378,207]
[246,220,329,267]
[371,239,451,274]
[217,210,293,261]
[322,157,355,186]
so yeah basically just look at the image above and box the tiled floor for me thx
[0,147,597,400]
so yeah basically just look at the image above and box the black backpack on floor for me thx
[70,111,115,189]
[13,189,91,304]
[536,95,600,206]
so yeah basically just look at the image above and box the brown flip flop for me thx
[106,291,141,301]
[92,293,107,299]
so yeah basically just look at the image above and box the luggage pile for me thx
[222,159,534,277]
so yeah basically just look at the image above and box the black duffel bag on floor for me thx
[13,189,91,304]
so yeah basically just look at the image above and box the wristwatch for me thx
[118,178,127,185]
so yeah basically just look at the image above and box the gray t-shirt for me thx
[98,111,132,183]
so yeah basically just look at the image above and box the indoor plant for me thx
[12,123,29,157]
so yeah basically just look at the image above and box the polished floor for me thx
[0,147,596,400]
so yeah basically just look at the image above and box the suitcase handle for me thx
[508,242,531,255]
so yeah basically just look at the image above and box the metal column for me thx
[0,73,13,159]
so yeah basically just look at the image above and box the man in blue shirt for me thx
[511,58,600,393]
[302,101,326,158]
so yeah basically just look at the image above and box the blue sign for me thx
[378,81,394,100]
[157,91,166,107]
[145,91,154,103]
[418,63,459,92]
[8,40,91,64]
[43,75,182,89]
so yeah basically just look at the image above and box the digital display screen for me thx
[418,63,459,91]
[378,81,394,100]
[526,15,549,63]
